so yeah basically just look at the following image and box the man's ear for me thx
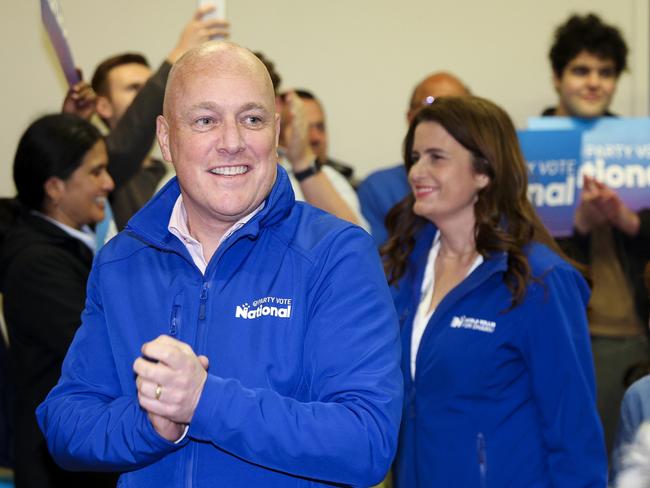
[156,115,173,163]
[95,95,114,121]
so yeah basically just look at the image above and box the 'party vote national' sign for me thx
[518,118,650,237]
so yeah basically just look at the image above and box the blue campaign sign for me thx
[517,129,582,237]
[519,118,650,237]
[580,119,650,213]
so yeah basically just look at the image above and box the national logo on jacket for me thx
[450,315,496,333]
[235,296,293,320]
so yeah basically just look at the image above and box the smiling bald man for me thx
[37,41,402,488]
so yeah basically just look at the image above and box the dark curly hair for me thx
[381,96,569,309]
[549,13,628,77]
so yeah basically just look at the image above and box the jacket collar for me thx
[399,223,509,390]
[403,223,509,315]
[125,164,295,251]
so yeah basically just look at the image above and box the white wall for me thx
[1,0,648,197]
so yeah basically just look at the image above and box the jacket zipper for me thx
[477,432,487,488]
[184,441,195,488]
[198,281,209,321]
[184,281,210,488]
[170,305,180,337]
[126,199,258,488]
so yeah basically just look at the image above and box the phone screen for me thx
[198,0,226,20]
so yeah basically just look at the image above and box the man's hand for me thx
[575,175,640,236]
[281,91,316,171]
[133,335,209,438]
[146,411,185,442]
[590,178,640,235]
[574,175,607,234]
[61,69,96,120]
[167,6,231,64]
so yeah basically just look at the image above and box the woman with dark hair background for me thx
[0,113,116,487]
[383,97,606,487]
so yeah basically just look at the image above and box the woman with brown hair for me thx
[383,96,606,487]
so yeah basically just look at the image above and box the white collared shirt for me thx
[410,232,483,379]
[167,195,264,275]
[32,211,97,254]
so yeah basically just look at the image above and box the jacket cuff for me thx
[187,374,224,440]
[141,408,190,450]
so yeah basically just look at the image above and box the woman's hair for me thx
[382,96,567,308]
[13,113,103,211]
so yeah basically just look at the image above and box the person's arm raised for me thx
[106,7,230,189]
[166,5,230,64]
[282,92,362,226]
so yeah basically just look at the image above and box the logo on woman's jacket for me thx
[450,315,496,333]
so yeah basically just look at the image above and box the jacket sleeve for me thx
[357,177,389,246]
[557,208,650,266]
[36,262,184,472]
[521,264,607,487]
[187,228,403,487]
[106,62,171,190]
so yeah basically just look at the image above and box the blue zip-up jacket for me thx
[393,225,607,487]
[36,166,403,487]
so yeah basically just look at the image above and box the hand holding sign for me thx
[61,69,96,120]
[575,175,640,236]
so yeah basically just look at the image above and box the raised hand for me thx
[281,91,316,171]
[167,6,231,64]
[61,69,96,120]
[574,175,639,236]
